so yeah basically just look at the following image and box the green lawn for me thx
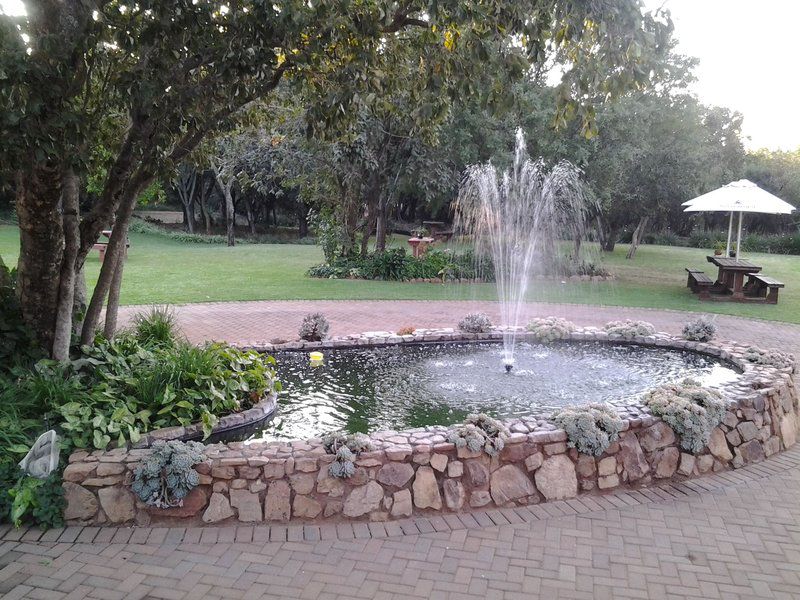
[3,224,800,323]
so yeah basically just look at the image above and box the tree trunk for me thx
[596,215,617,252]
[375,194,389,253]
[14,166,65,353]
[52,169,80,361]
[245,194,256,235]
[213,170,236,247]
[175,166,197,234]
[81,170,153,345]
[199,175,212,234]
[298,202,309,238]
[626,216,650,260]
[103,247,126,339]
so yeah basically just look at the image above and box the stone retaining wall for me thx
[61,328,799,526]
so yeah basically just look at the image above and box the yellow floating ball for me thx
[309,351,324,363]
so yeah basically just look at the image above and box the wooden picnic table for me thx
[706,255,761,300]
[422,221,445,237]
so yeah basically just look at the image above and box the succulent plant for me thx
[458,312,493,334]
[322,432,373,479]
[447,413,509,456]
[743,346,795,370]
[643,378,727,453]
[526,317,575,342]
[132,440,206,508]
[603,319,655,338]
[682,316,717,342]
[551,404,623,457]
[299,312,330,341]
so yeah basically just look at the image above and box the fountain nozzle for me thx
[504,363,513,373]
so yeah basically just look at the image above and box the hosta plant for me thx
[682,316,716,342]
[551,404,623,457]
[132,440,206,507]
[299,312,330,341]
[458,312,493,334]
[643,379,727,453]
[322,432,373,479]
[527,317,575,342]
[603,319,655,338]
[447,413,509,456]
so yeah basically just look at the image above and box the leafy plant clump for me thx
[643,379,727,453]
[682,316,717,342]
[322,433,373,479]
[743,346,795,370]
[458,312,493,334]
[551,404,623,457]
[307,248,493,282]
[447,413,509,456]
[603,319,656,338]
[1,461,65,529]
[132,305,180,348]
[0,261,42,375]
[57,336,279,450]
[299,312,330,341]
[527,317,575,342]
[132,440,206,507]
[396,325,415,336]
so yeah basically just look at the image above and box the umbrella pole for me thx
[725,212,733,256]
[735,211,743,261]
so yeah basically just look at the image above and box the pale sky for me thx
[649,0,800,151]
[2,0,798,150]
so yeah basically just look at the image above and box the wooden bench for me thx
[747,274,784,304]
[93,230,130,264]
[685,268,713,298]
[433,230,454,242]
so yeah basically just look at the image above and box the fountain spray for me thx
[453,129,590,369]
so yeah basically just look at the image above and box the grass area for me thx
[2,224,800,323]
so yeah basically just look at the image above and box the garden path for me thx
[116,299,800,353]
[3,301,800,599]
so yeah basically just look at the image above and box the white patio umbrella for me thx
[682,179,795,259]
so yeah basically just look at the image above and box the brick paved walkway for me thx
[117,300,800,353]
[3,301,798,599]
[2,447,800,599]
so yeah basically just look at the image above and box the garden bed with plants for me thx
[60,316,799,528]
[307,247,609,282]
[0,267,279,530]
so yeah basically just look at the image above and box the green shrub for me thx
[458,312,493,333]
[2,467,65,530]
[551,404,623,457]
[0,262,42,375]
[132,305,180,348]
[527,317,575,342]
[132,440,206,507]
[447,413,509,457]
[682,316,717,342]
[643,379,727,453]
[3,335,277,456]
[603,319,655,338]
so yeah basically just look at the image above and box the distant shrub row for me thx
[644,230,800,255]
[128,219,316,245]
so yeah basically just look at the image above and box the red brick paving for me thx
[118,299,800,354]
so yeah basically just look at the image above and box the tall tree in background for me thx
[1,0,672,356]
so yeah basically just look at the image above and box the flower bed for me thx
[62,326,799,526]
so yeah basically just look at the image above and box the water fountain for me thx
[453,129,591,369]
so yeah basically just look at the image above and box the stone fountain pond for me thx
[248,339,741,443]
